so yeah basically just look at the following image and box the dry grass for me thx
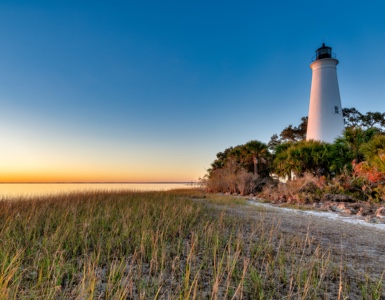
[0,189,382,299]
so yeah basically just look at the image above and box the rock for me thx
[349,202,363,210]
[365,216,381,224]
[337,203,357,215]
[330,205,343,213]
[357,207,372,217]
[325,202,356,214]
[321,193,354,202]
[347,207,357,215]
[375,207,385,218]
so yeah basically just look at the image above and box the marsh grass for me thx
[0,189,382,299]
[204,194,248,206]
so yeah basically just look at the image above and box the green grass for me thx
[0,189,382,299]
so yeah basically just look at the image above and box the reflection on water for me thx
[0,183,194,199]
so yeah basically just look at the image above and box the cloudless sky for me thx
[1,0,385,182]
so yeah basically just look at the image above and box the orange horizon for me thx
[0,172,198,184]
[0,180,193,183]
[0,158,203,183]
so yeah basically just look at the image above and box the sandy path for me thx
[209,200,385,287]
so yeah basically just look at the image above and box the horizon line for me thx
[0,181,198,184]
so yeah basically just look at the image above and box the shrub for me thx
[260,173,324,204]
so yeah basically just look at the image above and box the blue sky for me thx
[1,0,385,182]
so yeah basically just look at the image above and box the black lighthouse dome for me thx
[315,43,333,60]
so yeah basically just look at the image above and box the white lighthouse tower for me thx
[306,43,345,143]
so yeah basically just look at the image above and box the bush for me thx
[259,173,324,204]
[205,160,268,195]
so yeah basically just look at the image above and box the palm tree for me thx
[329,139,352,174]
[272,142,294,180]
[243,140,269,176]
[273,140,333,178]
[334,127,379,163]
[360,135,385,172]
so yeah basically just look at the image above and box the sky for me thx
[1,0,385,182]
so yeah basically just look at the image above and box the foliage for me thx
[360,135,385,172]
[334,127,380,162]
[343,107,363,128]
[206,158,265,195]
[210,146,234,170]
[206,107,385,202]
[259,173,325,204]
[242,140,270,177]
[271,142,294,179]
[343,107,385,131]
[268,107,385,153]
[206,140,272,194]
[352,160,385,185]
[209,141,270,175]
[273,140,333,178]
[268,117,307,153]
[328,138,353,174]
[267,133,280,152]
[279,116,308,142]
[351,160,385,201]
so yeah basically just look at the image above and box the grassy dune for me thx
[0,189,382,299]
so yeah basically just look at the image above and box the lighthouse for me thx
[306,43,345,143]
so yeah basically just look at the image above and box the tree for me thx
[242,140,270,177]
[272,142,295,180]
[213,141,271,177]
[343,107,385,131]
[279,117,308,142]
[206,155,261,195]
[361,112,385,130]
[360,135,385,172]
[273,140,333,178]
[268,134,281,152]
[343,107,363,128]
[209,147,234,171]
[334,127,379,163]
[328,138,353,174]
[206,107,385,195]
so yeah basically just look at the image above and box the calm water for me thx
[0,183,195,199]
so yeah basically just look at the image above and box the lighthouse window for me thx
[334,106,339,114]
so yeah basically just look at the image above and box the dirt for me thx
[204,199,385,298]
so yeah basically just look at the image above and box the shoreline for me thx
[248,199,385,232]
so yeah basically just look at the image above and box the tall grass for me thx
[0,189,382,299]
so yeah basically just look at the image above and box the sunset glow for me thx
[1,1,385,182]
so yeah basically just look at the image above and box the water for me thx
[0,183,195,199]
